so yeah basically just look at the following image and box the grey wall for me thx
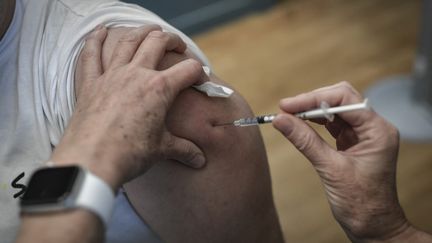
[122,0,276,34]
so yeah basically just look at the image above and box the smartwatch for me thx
[20,165,115,227]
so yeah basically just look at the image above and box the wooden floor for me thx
[192,0,432,242]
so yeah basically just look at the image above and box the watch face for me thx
[20,166,80,205]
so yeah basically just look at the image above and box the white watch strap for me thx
[75,169,115,227]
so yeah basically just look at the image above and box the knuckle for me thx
[387,122,400,143]
[180,59,203,78]
[374,116,400,149]
[120,29,142,43]
[124,65,139,78]
[163,135,176,153]
[295,131,316,153]
[85,32,103,42]
[147,30,168,41]
[120,25,162,43]
[150,74,172,108]
[110,49,125,61]
[145,24,162,32]
[297,92,311,101]
[339,82,354,93]
[148,74,170,94]
[338,80,353,88]
[187,59,203,72]
[79,47,98,62]
[167,137,176,150]
[133,50,152,64]
[338,81,362,98]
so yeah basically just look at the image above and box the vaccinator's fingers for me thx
[109,25,162,69]
[132,31,187,69]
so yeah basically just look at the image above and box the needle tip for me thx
[214,123,233,127]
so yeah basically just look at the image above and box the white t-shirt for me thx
[0,0,210,242]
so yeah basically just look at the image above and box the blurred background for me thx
[125,0,431,242]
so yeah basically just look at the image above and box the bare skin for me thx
[10,18,432,243]
[0,2,282,239]
[85,26,284,243]
[18,27,207,243]
[0,0,16,40]
[273,82,432,243]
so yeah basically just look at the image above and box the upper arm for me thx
[124,75,278,242]
[76,26,282,242]
[98,26,258,147]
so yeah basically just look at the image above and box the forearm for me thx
[355,225,432,243]
[16,144,123,243]
[392,226,432,243]
[17,209,103,243]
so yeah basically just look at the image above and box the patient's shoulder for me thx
[77,26,252,149]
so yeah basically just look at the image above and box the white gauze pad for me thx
[192,66,234,98]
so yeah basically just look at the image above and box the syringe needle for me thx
[214,122,234,127]
[215,114,276,127]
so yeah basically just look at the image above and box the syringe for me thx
[216,99,369,127]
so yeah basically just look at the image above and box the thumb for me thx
[162,134,206,169]
[272,113,335,166]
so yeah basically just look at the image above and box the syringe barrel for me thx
[295,110,325,119]
[234,117,258,126]
[295,99,369,120]
[256,114,276,124]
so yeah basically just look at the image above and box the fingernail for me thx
[95,24,104,30]
[279,97,293,107]
[89,25,105,37]
[191,154,206,168]
[185,58,198,65]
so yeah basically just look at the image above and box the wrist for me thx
[345,207,411,243]
[336,200,410,243]
[357,224,428,243]
[50,139,125,191]
[19,165,116,237]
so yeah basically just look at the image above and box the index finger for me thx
[109,25,162,69]
[132,31,187,69]
[279,81,374,127]
[160,59,203,101]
